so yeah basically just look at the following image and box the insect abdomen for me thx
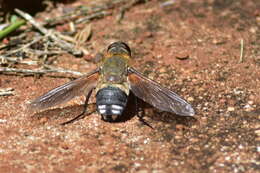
[96,86,127,121]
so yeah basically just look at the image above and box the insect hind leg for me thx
[135,97,154,129]
[61,89,93,125]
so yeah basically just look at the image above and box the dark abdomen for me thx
[96,86,128,121]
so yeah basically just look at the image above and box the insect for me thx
[28,41,195,125]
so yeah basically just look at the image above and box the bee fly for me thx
[28,41,195,124]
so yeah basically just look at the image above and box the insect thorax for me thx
[96,53,130,121]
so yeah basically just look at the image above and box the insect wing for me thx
[28,69,99,111]
[128,67,195,116]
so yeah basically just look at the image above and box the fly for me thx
[28,41,195,124]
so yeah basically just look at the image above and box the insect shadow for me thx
[30,93,138,124]
[150,110,197,128]
[30,104,94,124]
[31,92,197,128]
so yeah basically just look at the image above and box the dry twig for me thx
[3,35,45,57]
[239,39,244,63]
[43,65,83,76]
[26,49,65,57]
[74,24,92,55]
[0,66,82,76]
[44,0,127,26]
[14,9,82,56]
[0,88,14,96]
[117,0,148,23]
[0,56,38,65]
[75,11,112,24]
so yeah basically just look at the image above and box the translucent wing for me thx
[128,67,195,116]
[28,69,99,111]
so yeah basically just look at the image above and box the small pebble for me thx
[227,107,235,112]
[159,67,167,73]
[255,129,260,136]
[248,101,253,105]
[137,170,148,173]
[175,52,190,60]
[187,97,194,102]
[0,119,7,123]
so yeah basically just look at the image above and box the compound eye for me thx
[107,41,131,56]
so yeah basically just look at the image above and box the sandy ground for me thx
[0,0,259,172]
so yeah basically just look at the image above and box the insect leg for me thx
[135,97,154,129]
[61,89,93,125]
